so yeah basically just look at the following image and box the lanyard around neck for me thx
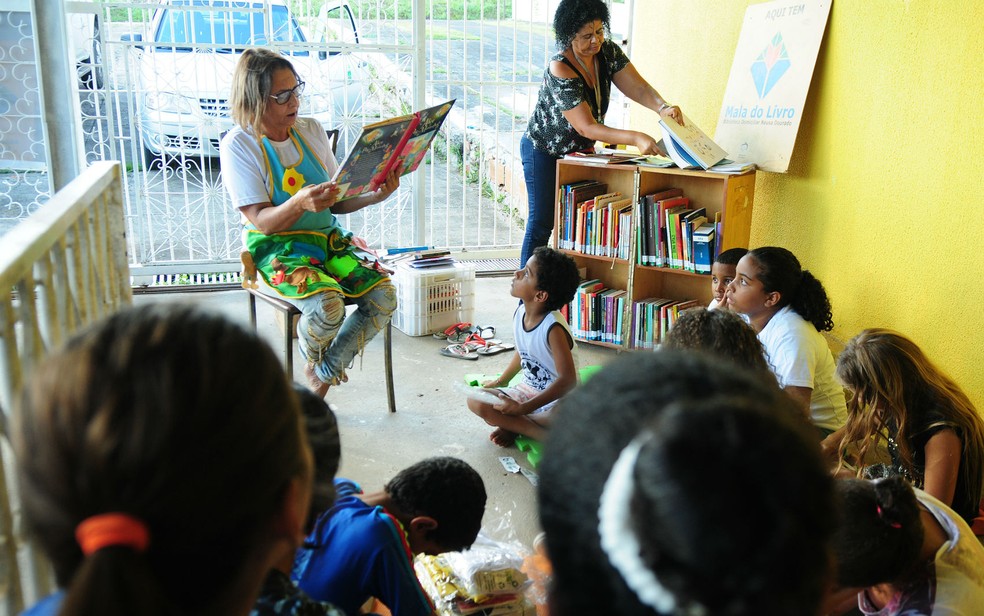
[573,53,602,123]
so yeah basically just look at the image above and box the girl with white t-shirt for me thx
[725,246,847,441]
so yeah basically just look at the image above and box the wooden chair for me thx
[244,127,396,413]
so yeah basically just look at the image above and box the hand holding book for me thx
[332,100,455,201]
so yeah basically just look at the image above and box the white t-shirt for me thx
[858,489,984,615]
[219,117,338,213]
[514,305,576,414]
[758,306,847,431]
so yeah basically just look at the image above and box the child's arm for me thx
[783,385,813,422]
[921,428,962,508]
[496,326,577,416]
[482,351,521,388]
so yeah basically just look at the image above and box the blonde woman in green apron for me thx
[221,49,400,398]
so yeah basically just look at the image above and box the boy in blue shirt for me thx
[292,457,487,616]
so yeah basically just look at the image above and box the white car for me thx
[124,0,367,164]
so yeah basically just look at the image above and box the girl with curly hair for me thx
[834,329,984,527]
[520,0,684,266]
[726,246,847,439]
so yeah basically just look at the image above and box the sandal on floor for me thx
[476,342,516,356]
[434,322,472,340]
[440,343,479,360]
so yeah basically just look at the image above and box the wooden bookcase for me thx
[553,159,756,349]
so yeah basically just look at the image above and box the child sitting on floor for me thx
[662,306,774,379]
[292,456,487,616]
[252,384,345,616]
[827,476,984,615]
[708,247,748,310]
[467,246,581,447]
[538,351,835,616]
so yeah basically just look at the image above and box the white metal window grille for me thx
[2,0,630,279]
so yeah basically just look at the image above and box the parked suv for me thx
[124,0,366,163]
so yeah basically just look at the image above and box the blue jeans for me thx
[520,135,561,267]
[257,277,397,385]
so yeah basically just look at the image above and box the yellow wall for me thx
[630,0,984,409]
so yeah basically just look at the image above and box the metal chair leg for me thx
[384,320,395,413]
[284,312,294,378]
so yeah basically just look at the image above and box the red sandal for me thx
[433,322,472,340]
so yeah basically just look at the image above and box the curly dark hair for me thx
[532,246,581,311]
[553,0,610,48]
[663,307,773,378]
[747,247,834,332]
[539,351,833,616]
[385,457,486,552]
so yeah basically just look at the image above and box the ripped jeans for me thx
[258,278,397,385]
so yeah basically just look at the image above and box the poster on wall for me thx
[714,0,832,173]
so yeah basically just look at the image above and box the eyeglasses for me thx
[269,81,305,105]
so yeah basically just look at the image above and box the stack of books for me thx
[384,247,456,269]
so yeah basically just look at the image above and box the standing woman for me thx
[835,329,984,527]
[519,0,684,267]
[220,48,399,398]
[725,246,848,440]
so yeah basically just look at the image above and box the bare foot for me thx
[305,363,330,399]
[490,428,518,447]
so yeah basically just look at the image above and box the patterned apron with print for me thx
[247,127,385,299]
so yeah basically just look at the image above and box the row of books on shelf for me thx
[556,181,722,274]
[564,279,700,348]
[638,187,720,274]
[632,297,699,350]
[556,181,633,259]
[565,279,627,345]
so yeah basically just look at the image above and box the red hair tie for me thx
[876,505,903,529]
[75,513,150,555]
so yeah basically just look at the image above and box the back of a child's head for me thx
[714,247,748,266]
[385,456,487,552]
[747,246,833,332]
[532,246,581,311]
[293,383,341,528]
[539,351,834,616]
[663,307,773,378]
[14,304,308,616]
[832,477,923,588]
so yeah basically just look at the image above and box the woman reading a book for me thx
[220,48,400,399]
[519,0,685,267]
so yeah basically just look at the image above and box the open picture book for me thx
[658,112,728,170]
[333,99,455,200]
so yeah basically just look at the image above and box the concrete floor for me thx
[133,275,617,551]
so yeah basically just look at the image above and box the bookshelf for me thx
[553,159,756,349]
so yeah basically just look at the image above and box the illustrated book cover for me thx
[333,99,455,200]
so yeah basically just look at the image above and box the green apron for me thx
[247,127,385,299]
